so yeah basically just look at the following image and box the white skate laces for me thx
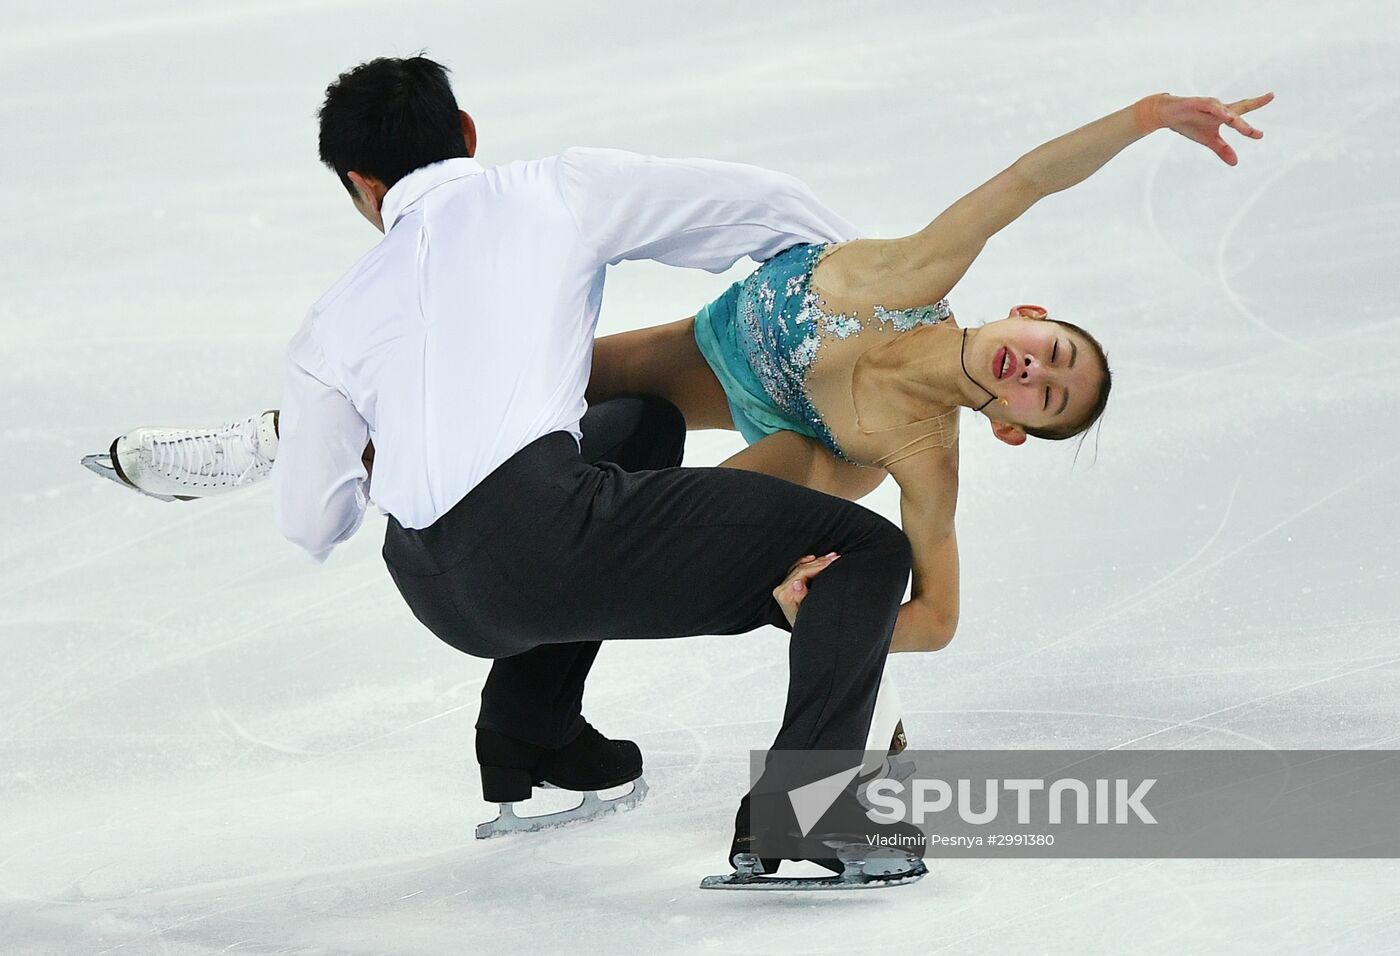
[146,416,274,489]
[84,410,281,501]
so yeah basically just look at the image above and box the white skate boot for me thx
[81,411,279,501]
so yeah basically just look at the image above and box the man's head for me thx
[964,305,1112,445]
[317,55,477,231]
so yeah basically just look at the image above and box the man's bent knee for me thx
[634,393,686,469]
[863,513,914,580]
[847,507,911,562]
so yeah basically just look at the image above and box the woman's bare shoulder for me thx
[885,438,960,510]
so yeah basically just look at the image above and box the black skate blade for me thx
[700,851,927,891]
[80,451,179,502]
[474,776,647,839]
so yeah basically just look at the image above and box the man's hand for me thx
[772,552,841,627]
[1158,92,1274,166]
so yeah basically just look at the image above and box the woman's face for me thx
[969,307,1104,443]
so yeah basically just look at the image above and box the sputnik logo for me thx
[786,765,863,837]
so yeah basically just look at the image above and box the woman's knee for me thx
[634,393,686,469]
[580,393,686,471]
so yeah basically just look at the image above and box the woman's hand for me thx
[772,552,841,627]
[1156,92,1274,166]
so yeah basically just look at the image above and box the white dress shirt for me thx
[272,148,861,561]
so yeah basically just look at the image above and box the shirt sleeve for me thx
[271,322,370,563]
[557,147,864,272]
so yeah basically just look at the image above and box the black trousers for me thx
[383,395,911,755]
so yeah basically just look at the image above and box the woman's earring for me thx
[1000,398,1009,407]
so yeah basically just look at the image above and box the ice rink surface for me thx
[3,0,1398,952]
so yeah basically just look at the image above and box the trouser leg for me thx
[475,395,686,748]
[474,641,603,748]
[474,455,913,755]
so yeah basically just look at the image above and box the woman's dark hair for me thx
[1023,319,1111,441]
[317,54,469,197]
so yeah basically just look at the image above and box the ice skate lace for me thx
[147,417,272,487]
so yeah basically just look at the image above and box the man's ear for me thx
[459,110,478,157]
[347,171,388,212]
[991,420,1028,446]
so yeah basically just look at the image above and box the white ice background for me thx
[2,1,1398,953]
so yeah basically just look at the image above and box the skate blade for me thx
[80,452,181,502]
[474,776,647,839]
[699,851,927,891]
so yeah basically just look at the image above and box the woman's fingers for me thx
[791,554,840,583]
[1206,97,1265,141]
[777,553,840,595]
[1229,114,1262,138]
[773,552,842,625]
[1231,92,1275,115]
[1215,102,1262,138]
[1212,137,1239,166]
[1162,93,1270,164]
[1224,93,1273,137]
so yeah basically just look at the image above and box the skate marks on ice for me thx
[0,549,369,744]
[1209,94,1400,356]
[955,443,1400,694]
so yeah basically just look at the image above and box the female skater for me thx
[84,89,1273,658]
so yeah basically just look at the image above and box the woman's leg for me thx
[90,316,883,505]
[588,316,887,501]
[587,316,736,430]
[719,431,887,502]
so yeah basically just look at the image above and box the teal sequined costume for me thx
[692,242,951,461]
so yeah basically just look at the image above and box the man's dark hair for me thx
[317,54,468,198]
[1023,319,1112,441]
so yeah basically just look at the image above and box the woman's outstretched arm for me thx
[868,91,1275,304]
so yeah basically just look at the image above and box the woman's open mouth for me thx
[993,346,1013,380]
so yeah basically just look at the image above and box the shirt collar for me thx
[380,157,484,231]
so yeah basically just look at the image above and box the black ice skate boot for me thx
[473,720,647,839]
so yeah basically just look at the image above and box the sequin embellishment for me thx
[873,301,952,331]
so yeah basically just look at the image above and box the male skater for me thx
[272,55,915,882]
